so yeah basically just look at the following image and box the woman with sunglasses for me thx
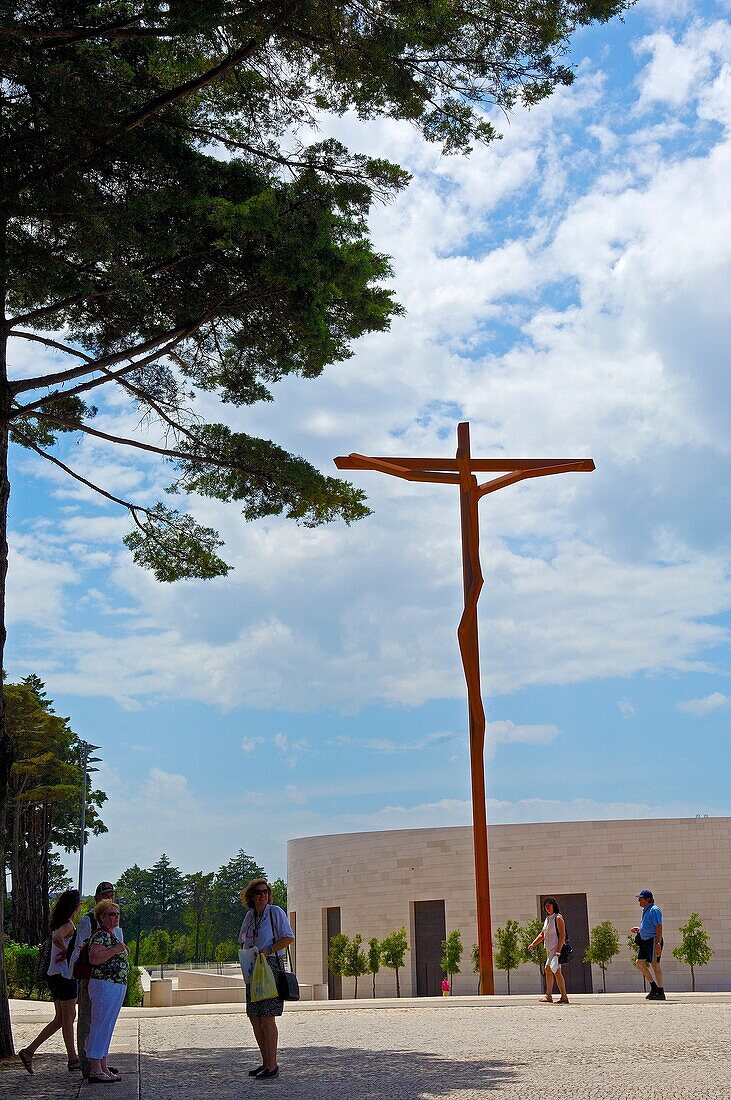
[238,879,294,1080]
[86,898,130,1082]
[526,897,570,1004]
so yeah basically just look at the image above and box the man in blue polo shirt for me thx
[630,889,666,1000]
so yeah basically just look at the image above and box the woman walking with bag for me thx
[238,879,294,1080]
[18,889,82,1075]
[527,897,570,1004]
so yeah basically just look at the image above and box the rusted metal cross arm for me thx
[336,456,595,473]
[476,460,594,498]
[334,453,460,484]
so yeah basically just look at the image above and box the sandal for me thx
[555,998,570,1004]
[68,1058,82,1072]
[19,1049,34,1075]
[539,996,553,1003]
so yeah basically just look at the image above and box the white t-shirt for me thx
[47,925,74,978]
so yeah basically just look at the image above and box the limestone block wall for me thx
[288,817,731,996]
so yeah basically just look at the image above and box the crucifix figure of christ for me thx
[335,422,595,994]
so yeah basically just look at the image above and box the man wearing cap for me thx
[631,889,666,1001]
[71,882,122,1078]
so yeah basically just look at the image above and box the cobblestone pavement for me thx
[3,997,730,1099]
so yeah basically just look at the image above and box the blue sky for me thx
[7,0,731,888]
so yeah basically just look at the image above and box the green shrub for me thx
[4,940,50,999]
[124,965,144,1007]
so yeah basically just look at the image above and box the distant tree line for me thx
[114,850,286,968]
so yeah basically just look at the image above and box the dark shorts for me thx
[637,937,663,963]
[46,973,78,1001]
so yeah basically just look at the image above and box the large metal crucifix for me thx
[335,423,594,994]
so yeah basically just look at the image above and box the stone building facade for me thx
[287,816,730,997]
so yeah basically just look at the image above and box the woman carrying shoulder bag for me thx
[526,897,570,1004]
[238,879,294,1080]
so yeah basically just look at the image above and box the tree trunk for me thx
[12,806,49,945]
[691,964,695,993]
[395,966,400,997]
[0,317,16,1052]
[507,970,511,995]
[372,973,376,998]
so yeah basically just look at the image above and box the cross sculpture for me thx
[335,422,594,994]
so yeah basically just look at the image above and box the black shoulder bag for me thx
[558,917,573,964]
[269,909,300,1001]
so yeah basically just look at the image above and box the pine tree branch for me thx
[10,325,189,395]
[4,248,217,332]
[11,425,141,513]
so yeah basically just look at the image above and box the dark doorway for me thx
[325,906,342,1000]
[414,900,446,997]
[538,892,593,994]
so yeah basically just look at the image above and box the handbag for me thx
[558,918,573,964]
[73,941,92,981]
[270,909,300,1001]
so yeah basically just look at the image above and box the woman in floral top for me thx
[86,898,130,1082]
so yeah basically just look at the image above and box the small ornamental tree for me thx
[380,928,409,998]
[494,920,522,995]
[146,929,171,979]
[440,929,464,989]
[214,940,239,974]
[343,933,369,999]
[627,933,646,991]
[521,918,548,993]
[327,933,349,987]
[584,921,620,993]
[672,913,713,992]
[367,937,381,999]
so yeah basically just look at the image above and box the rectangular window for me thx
[325,906,342,1000]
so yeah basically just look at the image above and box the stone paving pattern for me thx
[2,996,730,1099]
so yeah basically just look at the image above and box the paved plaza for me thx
[3,994,731,1099]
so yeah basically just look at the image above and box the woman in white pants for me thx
[87,899,130,1082]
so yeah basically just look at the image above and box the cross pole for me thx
[335,422,594,994]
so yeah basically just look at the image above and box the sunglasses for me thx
[253,888,270,896]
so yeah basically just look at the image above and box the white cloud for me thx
[677,692,730,716]
[618,698,636,719]
[241,736,264,754]
[485,720,559,757]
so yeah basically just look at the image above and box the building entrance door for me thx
[538,893,593,994]
[325,906,342,1000]
[414,900,446,997]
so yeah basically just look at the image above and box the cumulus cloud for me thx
[677,692,730,716]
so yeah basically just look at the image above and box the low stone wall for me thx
[142,970,329,1006]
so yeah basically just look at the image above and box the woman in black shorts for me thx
[19,888,82,1075]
